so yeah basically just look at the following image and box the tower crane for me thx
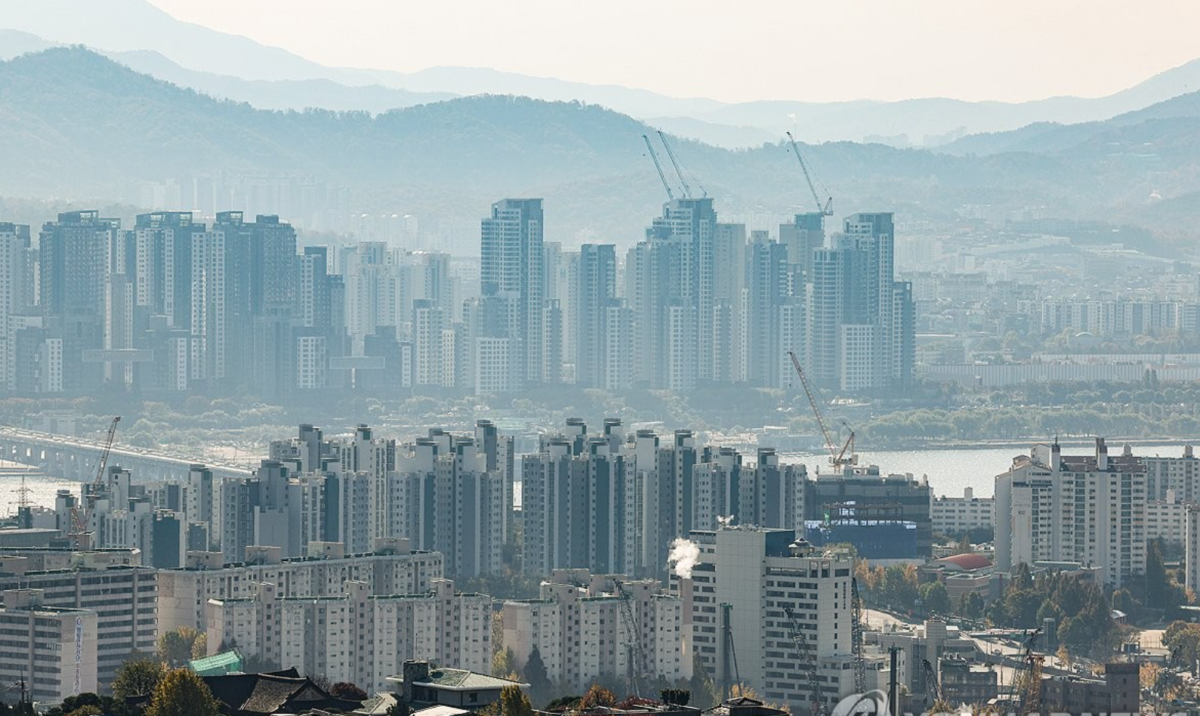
[1016,629,1044,716]
[785,131,833,216]
[614,579,650,696]
[787,351,856,469]
[656,130,706,198]
[922,658,943,707]
[69,416,120,550]
[784,606,823,714]
[642,134,676,201]
[850,578,866,694]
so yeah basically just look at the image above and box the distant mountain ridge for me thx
[4,47,1200,247]
[6,0,1200,149]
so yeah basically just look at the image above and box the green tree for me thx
[522,646,553,707]
[919,581,953,616]
[157,627,202,668]
[190,632,208,660]
[500,685,533,716]
[957,591,984,620]
[493,646,517,678]
[144,668,221,716]
[112,656,166,698]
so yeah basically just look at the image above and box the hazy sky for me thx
[145,0,1200,104]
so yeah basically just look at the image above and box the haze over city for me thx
[0,1,1198,715]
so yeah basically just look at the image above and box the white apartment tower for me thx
[683,528,873,712]
[994,439,1147,587]
[502,570,687,693]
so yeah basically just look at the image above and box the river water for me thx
[1,441,1191,515]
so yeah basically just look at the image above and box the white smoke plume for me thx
[668,537,700,580]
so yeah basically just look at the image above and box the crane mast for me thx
[642,134,676,201]
[614,580,649,696]
[850,577,866,694]
[922,658,943,707]
[784,606,823,714]
[656,130,693,199]
[787,351,856,468]
[69,416,120,549]
[786,131,833,216]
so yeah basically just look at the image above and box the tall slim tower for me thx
[576,244,617,388]
[480,198,544,390]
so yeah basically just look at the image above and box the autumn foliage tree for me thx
[144,668,220,716]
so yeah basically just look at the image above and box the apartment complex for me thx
[207,578,490,694]
[502,570,687,692]
[994,439,1146,587]
[0,589,99,704]
[0,562,156,687]
[683,528,883,713]
[521,420,809,579]
[930,487,995,535]
[157,540,443,634]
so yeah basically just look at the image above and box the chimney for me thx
[402,661,431,704]
[1096,437,1109,471]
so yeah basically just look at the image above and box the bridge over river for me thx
[0,425,253,483]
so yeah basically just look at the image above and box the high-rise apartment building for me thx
[479,199,544,391]
[0,589,99,703]
[207,578,490,694]
[157,539,443,635]
[994,439,1147,587]
[683,528,881,712]
[576,244,617,388]
[503,570,687,692]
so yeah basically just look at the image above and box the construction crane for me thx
[719,603,742,700]
[69,416,120,549]
[784,606,823,714]
[614,580,650,697]
[785,131,833,216]
[1016,629,1044,716]
[656,130,705,199]
[787,351,856,469]
[850,578,866,694]
[642,134,675,201]
[922,659,943,707]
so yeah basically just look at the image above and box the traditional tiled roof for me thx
[201,669,362,715]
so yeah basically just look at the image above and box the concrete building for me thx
[157,539,443,635]
[938,656,997,707]
[0,564,156,687]
[994,439,1146,588]
[873,619,979,699]
[0,589,99,705]
[1186,505,1200,595]
[683,528,884,713]
[1041,662,1138,714]
[805,466,933,556]
[207,578,490,695]
[930,487,995,536]
[1147,493,1187,549]
[391,431,504,578]
[480,198,544,390]
[502,570,687,692]
[1144,446,1200,503]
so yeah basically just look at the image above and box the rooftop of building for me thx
[389,667,526,692]
[189,649,243,677]
[934,553,993,571]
